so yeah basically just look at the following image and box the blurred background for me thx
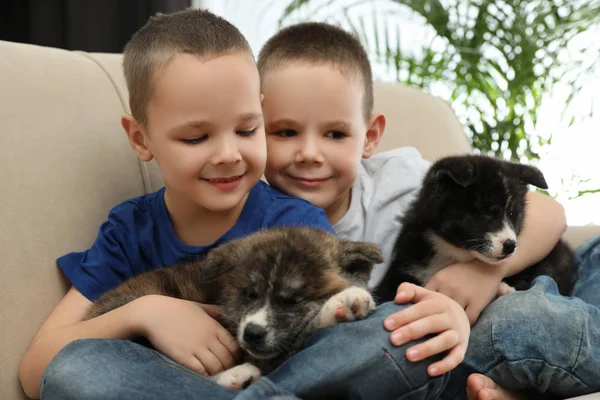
[0,1,190,52]
[1,0,599,224]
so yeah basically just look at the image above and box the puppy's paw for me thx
[318,286,375,328]
[497,281,516,296]
[213,363,261,390]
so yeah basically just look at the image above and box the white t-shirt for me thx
[333,147,431,288]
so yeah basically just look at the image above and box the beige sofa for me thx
[1,39,599,400]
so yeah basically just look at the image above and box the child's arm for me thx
[20,286,239,399]
[425,192,567,324]
[383,283,470,376]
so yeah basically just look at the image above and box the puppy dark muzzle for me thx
[241,323,282,360]
[502,239,516,256]
[243,323,267,348]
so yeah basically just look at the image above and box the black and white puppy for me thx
[373,155,576,303]
[87,227,382,389]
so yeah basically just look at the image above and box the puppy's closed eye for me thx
[276,293,304,305]
[242,287,260,301]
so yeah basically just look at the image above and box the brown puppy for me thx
[87,226,383,389]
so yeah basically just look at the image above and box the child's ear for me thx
[121,114,153,162]
[362,112,386,159]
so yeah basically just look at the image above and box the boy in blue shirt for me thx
[19,9,332,399]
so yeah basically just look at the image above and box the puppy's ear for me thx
[339,241,383,283]
[515,164,548,189]
[198,248,236,282]
[435,157,478,188]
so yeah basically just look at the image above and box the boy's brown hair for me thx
[258,22,373,121]
[123,8,253,127]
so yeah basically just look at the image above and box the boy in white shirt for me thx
[258,22,596,400]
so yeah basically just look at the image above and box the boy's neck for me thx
[163,188,249,247]
[325,189,352,225]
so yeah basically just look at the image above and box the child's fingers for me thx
[384,299,445,331]
[426,344,467,376]
[195,348,226,376]
[394,282,429,304]
[389,313,451,346]
[209,340,237,370]
[394,283,416,303]
[217,328,241,361]
[187,355,208,376]
[404,329,460,361]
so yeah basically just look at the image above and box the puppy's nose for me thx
[502,239,516,255]
[243,323,266,346]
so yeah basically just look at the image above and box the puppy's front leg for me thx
[316,286,375,329]
[212,362,262,389]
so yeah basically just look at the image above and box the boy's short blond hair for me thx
[123,9,253,127]
[258,22,373,121]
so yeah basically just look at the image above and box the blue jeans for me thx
[444,235,600,399]
[40,302,449,399]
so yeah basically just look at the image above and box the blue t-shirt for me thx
[58,181,333,301]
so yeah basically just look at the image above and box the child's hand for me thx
[383,282,470,376]
[425,260,504,324]
[136,295,240,376]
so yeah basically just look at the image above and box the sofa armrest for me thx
[0,41,147,400]
[563,226,600,249]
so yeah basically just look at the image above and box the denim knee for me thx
[367,302,449,389]
[271,301,449,399]
[574,235,600,264]
[457,275,600,396]
[478,276,584,369]
[573,235,600,305]
[41,339,122,400]
[330,301,449,397]
[40,339,235,400]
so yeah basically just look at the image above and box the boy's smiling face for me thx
[262,63,382,224]
[128,53,266,215]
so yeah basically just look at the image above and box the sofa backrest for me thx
[0,40,469,399]
[373,81,471,158]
